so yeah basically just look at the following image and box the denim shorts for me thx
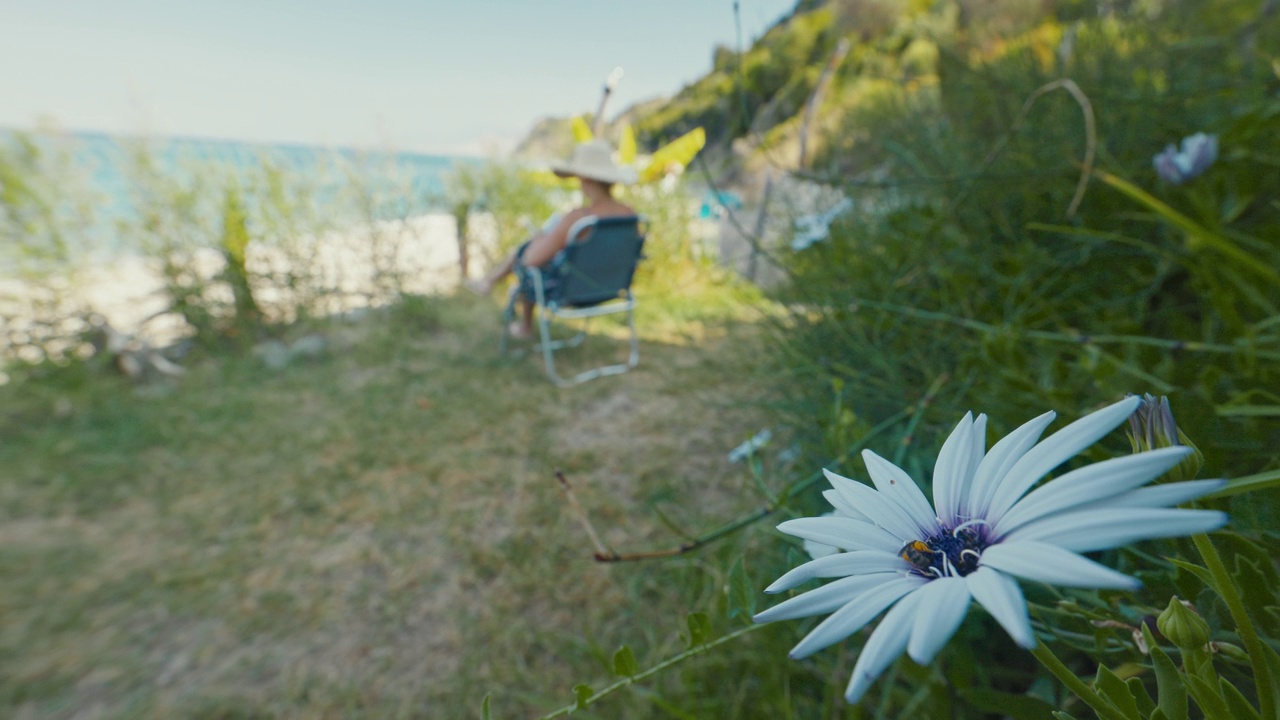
[514,241,568,302]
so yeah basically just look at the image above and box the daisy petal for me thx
[907,577,972,664]
[986,397,1142,522]
[860,451,942,537]
[777,517,904,553]
[845,587,925,703]
[993,446,1192,535]
[754,573,902,623]
[980,541,1140,589]
[968,413,988,483]
[1005,508,1228,552]
[765,550,908,593]
[824,469,921,541]
[1086,479,1226,509]
[966,567,1034,648]
[823,489,873,523]
[790,576,926,659]
[932,413,975,528]
[967,411,1056,519]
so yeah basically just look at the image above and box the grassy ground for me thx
[0,287,785,718]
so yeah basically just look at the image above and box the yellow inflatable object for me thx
[570,116,594,144]
[618,123,637,165]
[639,127,706,183]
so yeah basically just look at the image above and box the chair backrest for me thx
[552,215,646,307]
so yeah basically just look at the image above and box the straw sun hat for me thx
[550,140,638,185]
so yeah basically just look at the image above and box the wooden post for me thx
[798,38,850,169]
[592,67,625,136]
[747,38,849,281]
[452,202,470,280]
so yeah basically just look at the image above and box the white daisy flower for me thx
[754,396,1228,704]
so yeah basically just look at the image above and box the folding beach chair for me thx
[501,215,646,386]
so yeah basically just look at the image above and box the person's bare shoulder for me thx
[563,206,593,223]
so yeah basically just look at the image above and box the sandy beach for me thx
[1,211,498,356]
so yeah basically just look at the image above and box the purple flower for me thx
[1153,132,1218,185]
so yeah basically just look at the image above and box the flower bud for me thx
[1210,641,1250,663]
[1157,596,1211,650]
[1126,393,1203,481]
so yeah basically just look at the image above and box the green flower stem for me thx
[595,405,916,563]
[535,623,767,719]
[828,297,1280,362]
[1030,640,1131,720]
[1191,532,1277,720]
[1203,467,1280,500]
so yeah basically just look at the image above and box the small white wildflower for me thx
[728,429,772,463]
[1153,132,1218,185]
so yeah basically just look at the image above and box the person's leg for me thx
[466,241,528,295]
[507,298,535,339]
[465,250,515,294]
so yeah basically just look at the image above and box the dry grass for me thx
[0,290,783,719]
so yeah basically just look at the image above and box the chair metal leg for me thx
[539,303,640,387]
[538,306,573,387]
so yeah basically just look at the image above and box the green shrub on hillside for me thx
[782,0,1280,480]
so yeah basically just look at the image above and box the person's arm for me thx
[520,209,589,267]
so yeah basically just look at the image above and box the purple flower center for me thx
[900,524,989,578]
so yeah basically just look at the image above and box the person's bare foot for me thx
[463,279,491,296]
[506,321,534,340]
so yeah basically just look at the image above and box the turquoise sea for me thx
[4,129,469,257]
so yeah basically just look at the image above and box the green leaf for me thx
[1126,676,1157,717]
[1168,558,1218,594]
[686,612,712,647]
[727,557,756,622]
[1051,712,1080,720]
[1095,170,1280,283]
[1261,643,1280,720]
[1144,624,1188,720]
[573,684,594,710]
[480,693,491,720]
[1184,672,1233,720]
[961,688,1056,719]
[1233,555,1280,636]
[612,645,638,677]
[1214,405,1280,418]
[1219,678,1262,720]
[1094,664,1143,719]
[1216,532,1280,585]
[1204,468,1280,499]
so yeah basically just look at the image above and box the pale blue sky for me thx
[0,0,795,155]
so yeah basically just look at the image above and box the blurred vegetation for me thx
[1,130,769,719]
[0,130,96,365]
[4,0,1280,716]
[530,0,1280,718]
[0,134,445,366]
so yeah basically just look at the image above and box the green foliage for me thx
[219,184,262,342]
[612,645,639,677]
[444,159,559,259]
[758,0,1280,714]
[631,6,837,148]
[549,0,1280,718]
[0,129,96,364]
[726,557,756,622]
[778,0,1280,479]
[0,134,451,364]
[685,612,712,647]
